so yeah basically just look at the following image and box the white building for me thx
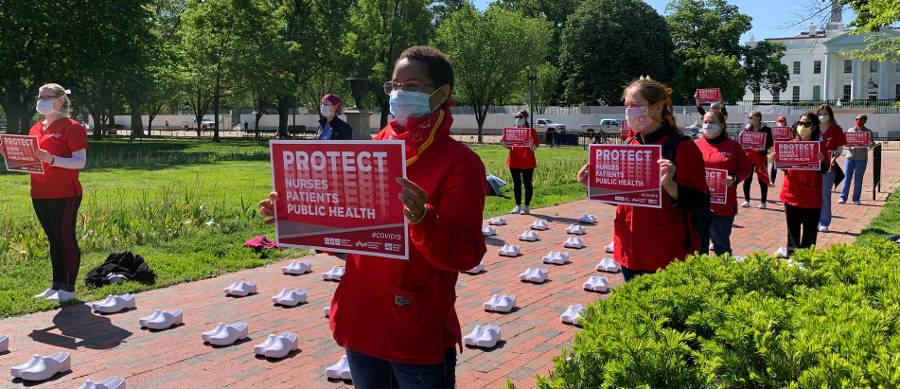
[744,8,900,102]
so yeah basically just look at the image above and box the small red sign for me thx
[588,144,662,208]
[774,141,821,171]
[501,128,532,147]
[740,131,767,151]
[771,126,792,141]
[696,88,721,104]
[705,168,728,205]
[844,131,870,148]
[0,134,44,174]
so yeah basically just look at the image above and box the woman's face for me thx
[797,116,815,140]
[321,99,337,116]
[392,57,449,111]
[38,88,65,113]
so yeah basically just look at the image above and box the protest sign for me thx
[771,126,792,141]
[845,131,870,148]
[706,168,728,205]
[588,144,662,208]
[501,128,532,147]
[696,88,721,104]
[0,135,43,174]
[740,131,767,151]
[774,141,821,171]
[270,140,408,259]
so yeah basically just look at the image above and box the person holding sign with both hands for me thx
[740,111,773,209]
[505,110,539,215]
[839,114,873,205]
[261,46,485,388]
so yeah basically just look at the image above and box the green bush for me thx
[537,242,900,388]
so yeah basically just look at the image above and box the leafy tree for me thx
[743,41,789,102]
[670,49,747,104]
[435,4,551,142]
[838,0,900,60]
[558,0,674,105]
[144,0,188,135]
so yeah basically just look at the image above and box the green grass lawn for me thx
[0,138,588,317]
[857,189,900,243]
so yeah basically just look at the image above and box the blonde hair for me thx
[622,76,682,134]
[704,110,729,138]
[749,111,762,121]
[38,83,70,116]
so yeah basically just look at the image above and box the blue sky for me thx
[473,0,852,43]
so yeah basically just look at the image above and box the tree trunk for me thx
[254,112,263,139]
[0,100,31,134]
[475,105,487,144]
[212,72,221,142]
[129,100,144,141]
[276,96,292,139]
[378,97,390,129]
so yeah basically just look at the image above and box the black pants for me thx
[32,196,82,292]
[784,204,819,252]
[509,168,534,206]
[743,164,768,203]
[769,163,778,184]
[622,266,654,282]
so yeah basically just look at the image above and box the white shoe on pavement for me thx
[741,201,750,208]
[510,205,521,214]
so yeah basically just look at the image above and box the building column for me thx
[879,61,889,99]
[823,52,831,100]
[850,58,859,100]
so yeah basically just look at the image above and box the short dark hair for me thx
[397,46,454,92]
[857,114,868,121]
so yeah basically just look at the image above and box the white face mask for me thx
[321,104,332,117]
[819,114,829,123]
[389,90,434,127]
[515,117,523,126]
[36,99,56,115]
[702,122,721,137]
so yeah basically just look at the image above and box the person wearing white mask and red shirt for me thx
[505,109,539,215]
[0,83,88,302]
[815,104,846,232]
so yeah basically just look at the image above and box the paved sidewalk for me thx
[1,152,898,389]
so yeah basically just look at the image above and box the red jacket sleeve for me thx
[672,140,709,210]
[733,141,752,183]
[409,154,487,272]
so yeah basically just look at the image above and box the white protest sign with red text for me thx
[501,128,531,147]
[705,168,728,205]
[588,144,662,208]
[270,140,408,260]
[774,141,821,171]
[696,88,720,104]
[740,131,767,151]
[771,126,792,141]
[0,135,43,174]
[845,131,870,147]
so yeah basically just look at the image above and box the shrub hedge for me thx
[537,242,900,388]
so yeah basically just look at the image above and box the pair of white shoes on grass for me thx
[530,219,549,230]
[542,251,569,265]
[565,224,586,235]
[92,294,136,314]
[77,377,125,389]
[464,259,485,274]
[579,214,597,224]
[10,352,71,382]
[139,309,183,330]
[596,257,621,273]
[519,267,549,283]
[518,230,539,242]
[488,217,507,226]
[282,261,312,275]
[33,288,76,302]
[483,294,516,313]
[563,237,584,249]
[323,266,346,281]
[224,281,257,297]
[498,244,520,257]
[202,322,248,346]
[272,289,307,307]
[463,325,502,348]
[253,332,298,359]
[481,226,496,237]
[583,276,609,293]
[560,304,586,326]
[325,355,352,380]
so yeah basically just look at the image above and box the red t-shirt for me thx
[696,136,752,216]
[28,118,88,199]
[506,128,540,169]
[779,139,824,209]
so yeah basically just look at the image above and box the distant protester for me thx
[506,109,539,215]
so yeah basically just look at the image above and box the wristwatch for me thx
[50,156,55,166]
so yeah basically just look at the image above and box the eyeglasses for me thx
[796,121,812,125]
[383,80,433,95]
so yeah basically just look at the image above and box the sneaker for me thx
[758,203,767,209]
[853,201,861,205]
[817,225,828,232]
[774,247,790,258]
[520,206,530,215]
[510,205,521,214]
[46,290,76,302]
[837,199,846,204]
[740,201,750,208]
[33,288,57,299]
[604,241,614,253]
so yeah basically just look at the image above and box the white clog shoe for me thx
[481,226,496,237]
[560,304,586,326]
[272,289,307,307]
[205,322,248,346]
[565,224,586,235]
[139,309,183,330]
[604,241,614,253]
[488,217,506,226]
[325,355,352,380]
[17,352,71,382]
[253,332,298,359]
[475,325,501,348]
[463,325,484,347]
[583,276,609,293]
[0,334,8,353]
[77,376,125,389]
[596,257,621,273]
[10,355,42,378]
[518,230,539,242]
[224,281,257,297]
[579,214,597,224]
[463,259,485,274]
[542,251,569,265]
[498,244,520,257]
[519,267,548,283]
[282,261,312,275]
[482,294,516,313]
[92,294,136,314]
[530,219,549,230]
[563,236,584,249]
[322,266,346,281]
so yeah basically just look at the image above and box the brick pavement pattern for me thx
[1,151,899,389]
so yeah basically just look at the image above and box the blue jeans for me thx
[819,170,835,227]
[346,348,456,389]
[840,158,867,203]
[709,214,735,256]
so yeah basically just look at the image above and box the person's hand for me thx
[35,149,53,164]
[769,152,777,162]
[576,163,590,187]
[724,176,735,187]
[397,177,429,224]
[258,192,278,225]
[694,90,700,107]
[659,159,676,185]
[818,152,825,162]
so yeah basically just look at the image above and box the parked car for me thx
[193,118,215,129]
[534,118,566,133]
[580,119,622,133]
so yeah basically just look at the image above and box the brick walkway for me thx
[1,151,899,389]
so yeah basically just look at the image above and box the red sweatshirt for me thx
[506,128,540,169]
[780,139,825,209]
[28,118,88,199]
[821,124,846,171]
[329,107,487,365]
[695,135,751,216]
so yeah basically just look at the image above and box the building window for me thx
[896,63,900,72]
[752,91,760,102]
[843,85,852,101]
[814,60,821,74]
[793,61,801,75]
[844,60,853,73]
[792,86,800,101]
[813,85,821,101]
[870,61,879,73]
[896,84,900,100]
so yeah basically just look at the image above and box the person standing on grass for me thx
[696,110,751,255]
[769,115,788,185]
[506,109,539,215]
[0,84,87,302]
[816,104,847,232]
[261,46,485,388]
[740,111,773,209]
[839,114,873,205]
[317,94,353,140]
[774,112,827,258]
[577,77,708,281]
